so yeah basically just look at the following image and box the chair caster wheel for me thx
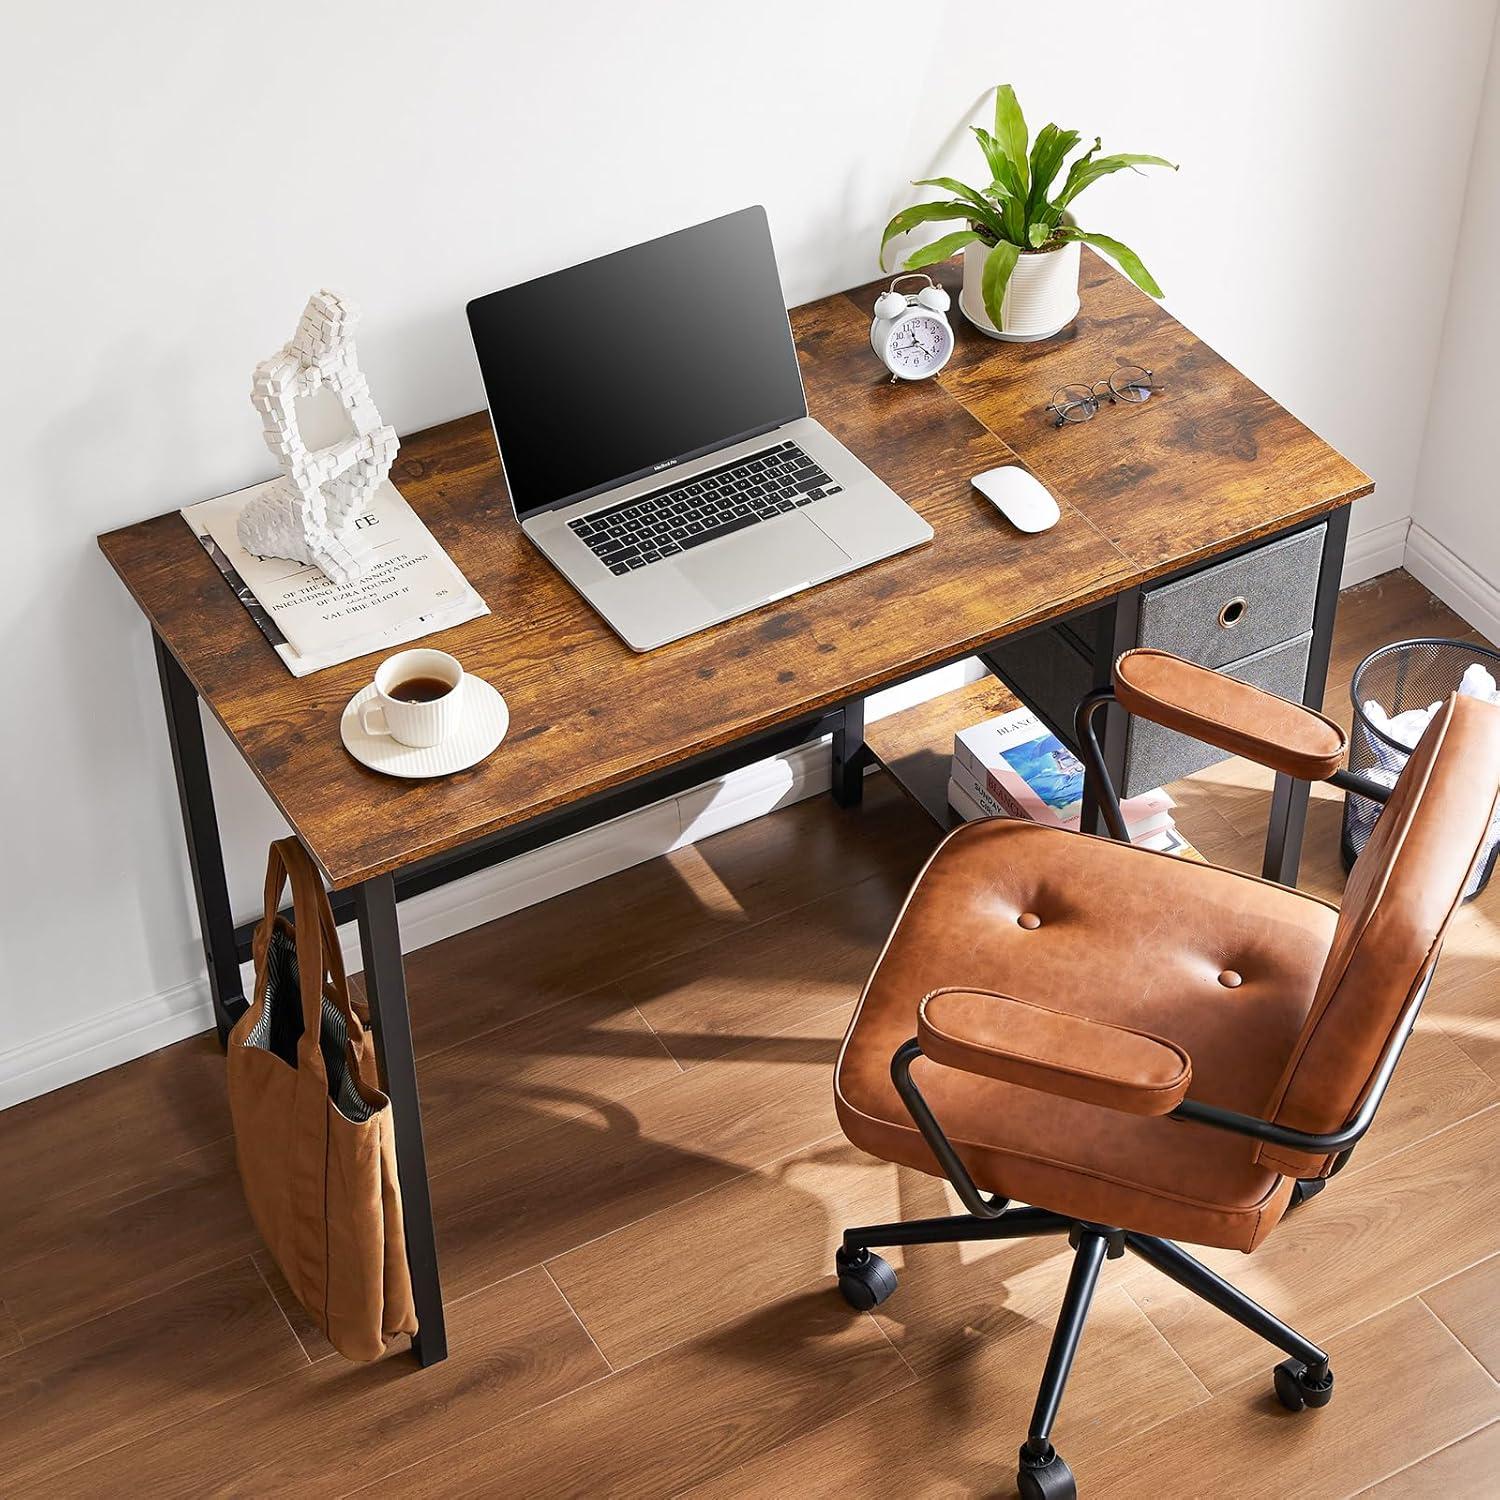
[835,1247,898,1310]
[1273,1357,1334,1411]
[1017,1443,1075,1500]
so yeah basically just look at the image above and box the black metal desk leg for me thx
[153,632,247,1045]
[1079,591,1140,837]
[1262,772,1309,885]
[832,697,866,807]
[354,874,448,1367]
[1262,504,1350,885]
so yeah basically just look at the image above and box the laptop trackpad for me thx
[689,512,850,609]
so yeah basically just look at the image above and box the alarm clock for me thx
[870,273,955,381]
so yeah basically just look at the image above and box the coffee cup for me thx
[359,649,465,748]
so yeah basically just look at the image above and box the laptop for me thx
[466,206,933,651]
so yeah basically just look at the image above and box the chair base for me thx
[838,1204,1332,1499]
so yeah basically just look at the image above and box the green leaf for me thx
[970,126,1007,184]
[1027,124,1081,218]
[999,193,1026,247]
[1054,137,1101,207]
[1058,228,1165,298]
[879,200,975,269]
[1026,220,1051,248]
[1053,151,1177,209]
[992,85,1029,194]
[912,176,1006,237]
[981,240,1021,331]
[912,175,991,208]
[901,228,984,269]
[989,156,1026,203]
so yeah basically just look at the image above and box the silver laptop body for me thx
[467,207,932,652]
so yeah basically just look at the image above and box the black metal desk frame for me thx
[150,506,1348,1369]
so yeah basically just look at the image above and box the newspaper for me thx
[181,478,488,676]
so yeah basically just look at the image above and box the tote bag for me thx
[228,837,417,1361]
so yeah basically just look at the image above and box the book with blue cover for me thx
[953,706,1174,840]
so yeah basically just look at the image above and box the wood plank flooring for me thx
[3,568,1497,1496]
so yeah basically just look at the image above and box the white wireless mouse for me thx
[972,466,1060,534]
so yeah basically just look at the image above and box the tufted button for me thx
[1218,969,1243,989]
[1017,912,1042,930]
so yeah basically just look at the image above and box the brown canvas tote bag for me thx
[228,837,417,1361]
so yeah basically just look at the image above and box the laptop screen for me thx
[467,206,807,520]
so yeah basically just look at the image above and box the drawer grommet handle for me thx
[1218,596,1247,629]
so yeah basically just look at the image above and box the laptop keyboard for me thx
[568,441,842,575]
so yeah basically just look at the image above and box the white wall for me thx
[2,0,1496,1104]
[1409,12,1500,642]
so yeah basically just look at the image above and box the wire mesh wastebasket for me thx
[1341,637,1500,900]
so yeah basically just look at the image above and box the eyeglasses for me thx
[1046,365,1162,427]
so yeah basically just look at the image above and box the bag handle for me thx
[251,845,289,974]
[253,841,348,985]
[282,838,360,1031]
[254,839,365,1077]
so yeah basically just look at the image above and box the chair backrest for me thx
[1257,692,1500,1177]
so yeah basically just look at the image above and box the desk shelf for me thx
[865,675,1020,829]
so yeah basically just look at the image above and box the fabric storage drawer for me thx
[1121,631,1315,795]
[1137,524,1326,672]
[984,522,1328,797]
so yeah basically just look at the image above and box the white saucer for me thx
[340,675,509,779]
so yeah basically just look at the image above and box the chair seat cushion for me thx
[836,820,1339,1251]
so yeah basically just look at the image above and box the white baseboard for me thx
[0,744,839,1111]
[44,520,1486,1118]
[324,733,842,979]
[0,658,985,1111]
[0,979,215,1112]
[1403,523,1500,645]
[1342,517,1411,587]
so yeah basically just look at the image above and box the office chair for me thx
[833,648,1500,1499]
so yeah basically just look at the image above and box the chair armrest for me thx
[916,988,1192,1117]
[1113,648,1346,781]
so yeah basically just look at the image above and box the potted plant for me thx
[881,84,1177,341]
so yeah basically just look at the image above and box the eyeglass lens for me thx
[1050,384,1098,425]
[1108,365,1155,403]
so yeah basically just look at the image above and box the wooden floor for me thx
[3,569,1497,1497]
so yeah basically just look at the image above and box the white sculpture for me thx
[236,289,398,585]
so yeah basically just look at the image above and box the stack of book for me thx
[949,705,1201,859]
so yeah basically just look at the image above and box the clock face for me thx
[886,313,952,377]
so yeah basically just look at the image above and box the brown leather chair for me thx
[833,649,1500,1500]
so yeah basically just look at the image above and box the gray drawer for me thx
[984,521,1327,797]
[1138,523,1326,671]
[1121,631,1315,795]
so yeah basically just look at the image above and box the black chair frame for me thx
[836,688,1419,1500]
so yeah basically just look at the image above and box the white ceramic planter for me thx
[960,237,1081,342]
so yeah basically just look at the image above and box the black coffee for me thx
[388,675,454,703]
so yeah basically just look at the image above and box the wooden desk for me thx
[99,251,1370,1364]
